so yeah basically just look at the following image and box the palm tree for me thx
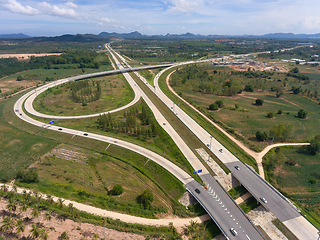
[57,198,64,209]
[45,210,54,229]
[68,203,74,220]
[40,228,49,240]
[16,219,26,234]
[0,184,8,193]
[31,206,40,219]
[46,195,53,210]
[6,198,18,214]
[0,216,16,234]
[20,199,29,219]
[92,233,100,240]
[12,185,18,200]
[30,224,41,239]
[100,217,108,239]
[60,231,69,240]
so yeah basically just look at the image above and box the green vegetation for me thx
[0,100,59,182]
[169,63,320,149]
[33,74,134,116]
[239,196,259,213]
[228,185,247,199]
[263,146,320,228]
[0,50,110,79]
[0,188,177,238]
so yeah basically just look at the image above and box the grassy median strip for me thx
[272,219,299,240]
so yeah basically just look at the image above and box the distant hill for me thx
[99,31,144,39]
[0,33,31,38]
[260,33,320,39]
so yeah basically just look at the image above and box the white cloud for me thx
[38,2,80,20]
[100,17,116,23]
[168,0,201,12]
[2,0,40,15]
[301,17,320,30]
[65,1,79,9]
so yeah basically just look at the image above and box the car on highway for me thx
[230,228,238,236]
[15,108,19,112]
[219,149,223,153]
[163,122,166,125]
[58,128,62,131]
[114,140,118,143]
[195,188,201,194]
[260,197,267,203]
[83,133,88,136]
[235,166,240,170]
[207,144,210,147]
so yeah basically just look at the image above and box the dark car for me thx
[195,188,201,194]
[235,166,240,170]
[58,128,62,131]
[83,133,88,136]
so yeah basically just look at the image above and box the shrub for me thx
[235,104,239,109]
[16,168,38,183]
[297,109,307,119]
[140,189,154,210]
[269,124,293,142]
[208,103,219,110]
[255,98,264,106]
[277,110,283,115]
[17,76,23,81]
[309,178,316,184]
[267,112,274,118]
[110,184,124,196]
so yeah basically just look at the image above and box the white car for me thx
[219,149,223,153]
[260,197,267,203]
[230,228,238,236]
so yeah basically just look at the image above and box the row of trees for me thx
[98,103,158,139]
[71,80,102,104]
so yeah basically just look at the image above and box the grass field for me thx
[16,144,171,218]
[169,63,320,148]
[2,89,194,217]
[263,146,320,228]
[0,99,59,181]
[33,74,134,116]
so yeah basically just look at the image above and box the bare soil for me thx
[0,53,62,60]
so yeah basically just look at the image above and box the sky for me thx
[1,0,320,37]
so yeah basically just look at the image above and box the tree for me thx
[16,219,26,234]
[307,136,320,155]
[255,98,264,106]
[20,199,29,219]
[269,124,293,142]
[256,131,267,141]
[0,216,15,234]
[208,103,218,110]
[31,224,41,239]
[235,104,239,109]
[60,231,70,240]
[17,75,23,81]
[244,84,254,92]
[100,218,108,240]
[40,228,49,240]
[140,189,154,210]
[68,203,75,220]
[291,67,299,73]
[58,198,65,209]
[267,112,274,118]
[31,206,40,218]
[6,198,18,213]
[215,100,224,108]
[297,109,307,119]
[110,184,123,196]
[277,110,283,115]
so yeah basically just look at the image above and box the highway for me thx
[13,46,265,240]
[109,44,319,239]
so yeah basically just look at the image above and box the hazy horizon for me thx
[1,0,320,37]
